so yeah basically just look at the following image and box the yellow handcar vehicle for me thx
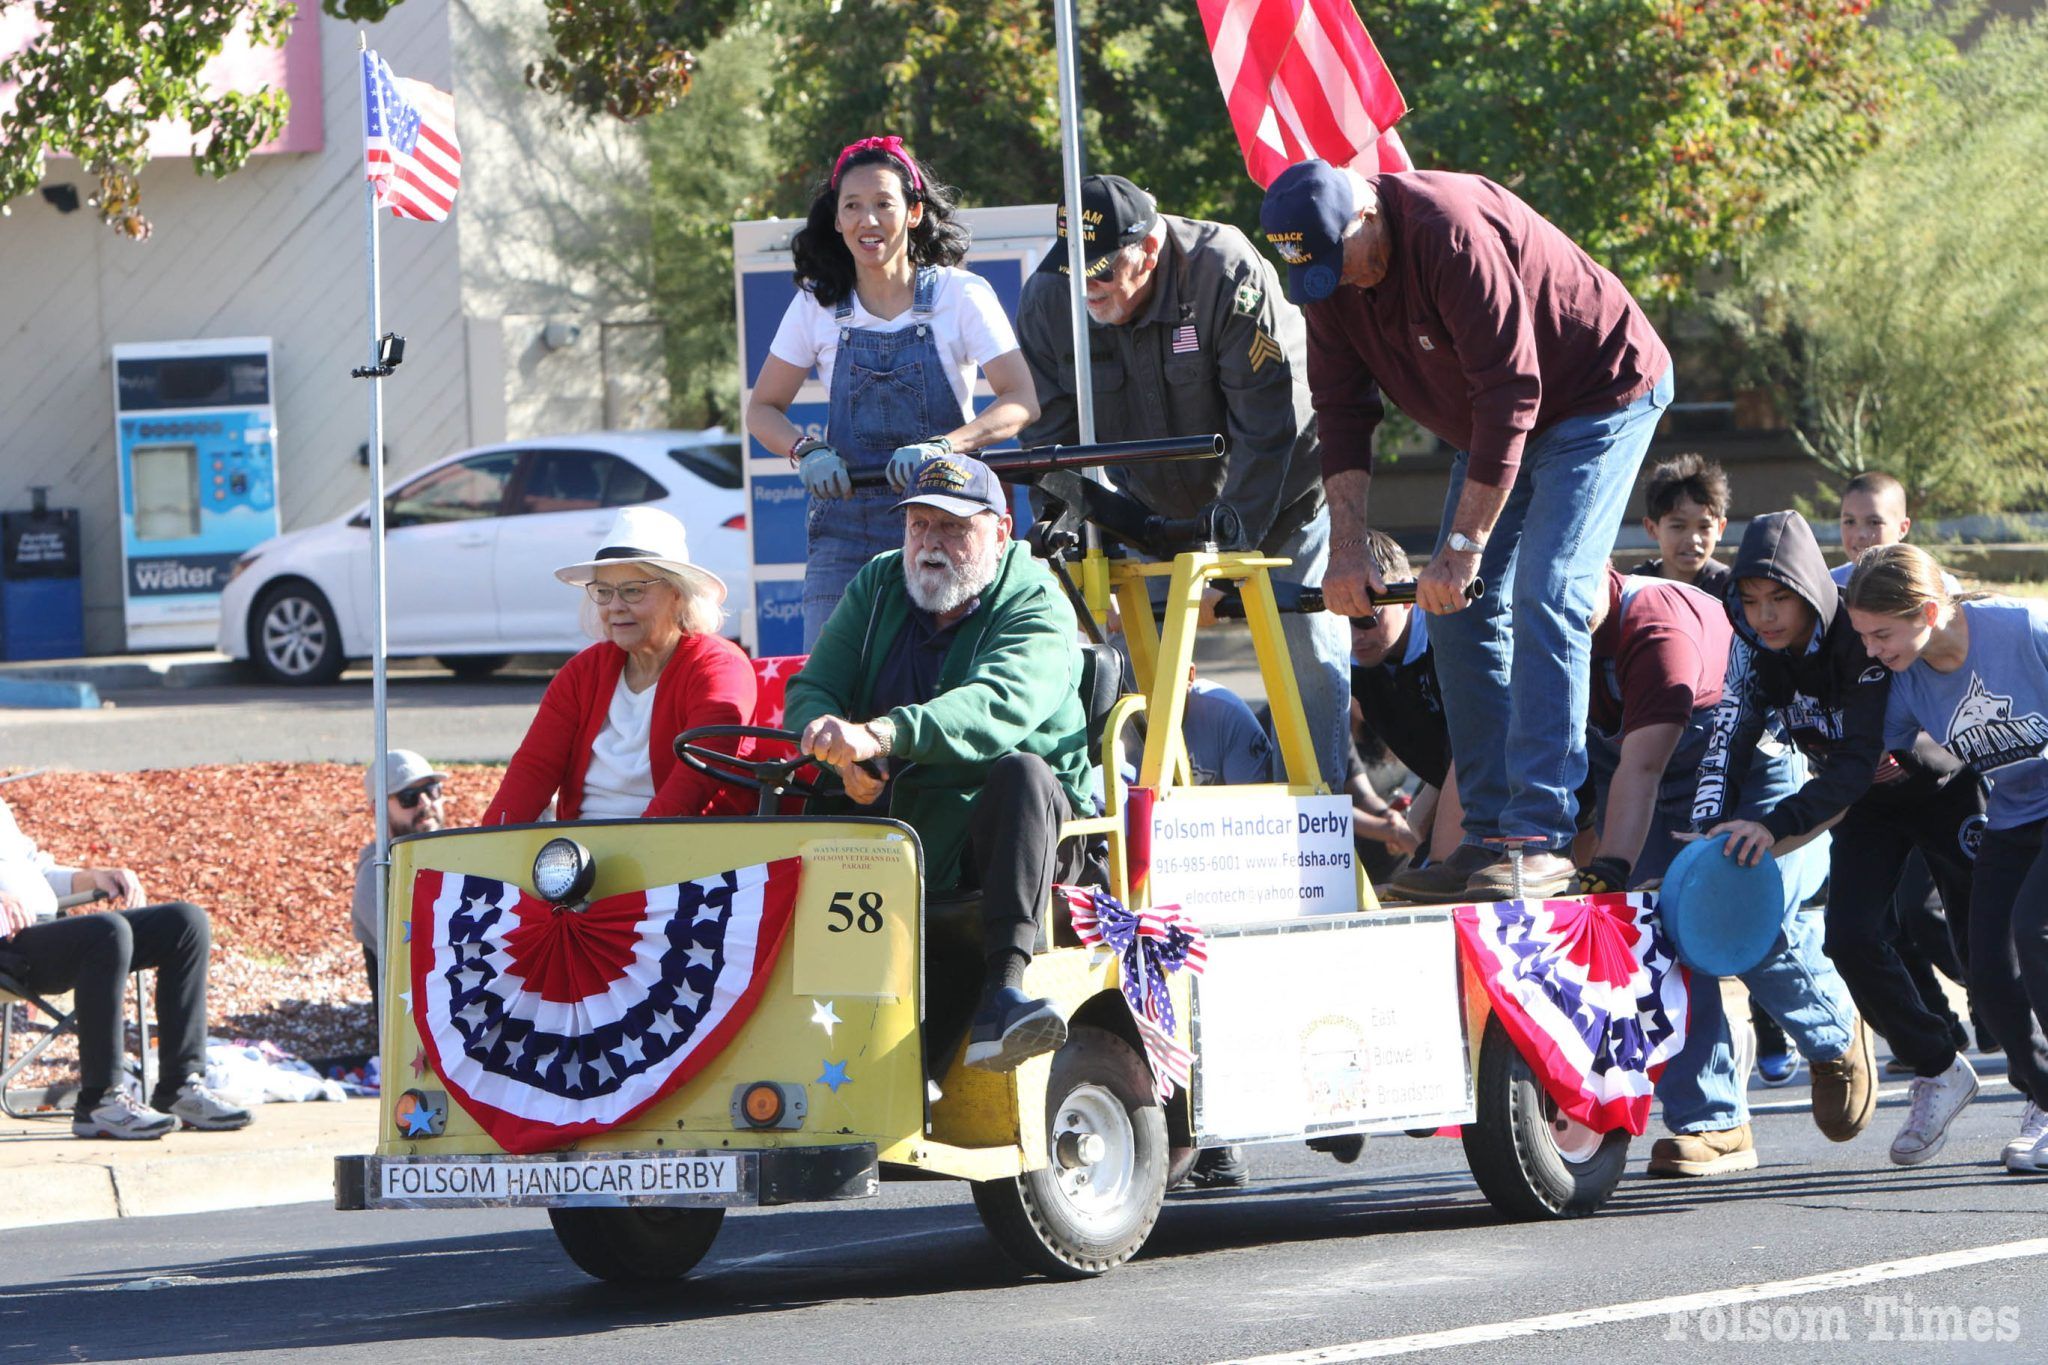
[335,438,1635,1280]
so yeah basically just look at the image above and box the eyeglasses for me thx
[395,782,443,809]
[584,578,665,605]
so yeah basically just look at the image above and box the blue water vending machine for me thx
[730,206,1054,656]
[110,338,282,650]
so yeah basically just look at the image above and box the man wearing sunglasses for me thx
[352,750,450,1016]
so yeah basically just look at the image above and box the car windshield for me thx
[668,442,743,490]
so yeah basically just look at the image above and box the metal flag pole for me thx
[359,33,393,1031]
[1051,0,1104,560]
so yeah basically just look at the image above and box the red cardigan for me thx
[482,633,757,824]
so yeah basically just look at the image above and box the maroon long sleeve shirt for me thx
[1306,171,1669,489]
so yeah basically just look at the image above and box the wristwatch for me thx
[865,716,896,757]
[1446,530,1486,554]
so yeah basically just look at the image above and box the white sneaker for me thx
[72,1091,176,1140]
[1889,1055,1979,1167]
[164,1079,253,1131]
[2002,1102,2048,1173]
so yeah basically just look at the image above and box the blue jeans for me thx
[1273,509,1351,791]
[1648,737,1853,1134]
[1430,370,1673,851]
[803,486,903,651]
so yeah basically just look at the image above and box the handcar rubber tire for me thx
[1461,1013,1629,1220]
[547,1206,725,1282]
[971,1024,1168,1279]
[251,581,346,685]
[439,653,511,679]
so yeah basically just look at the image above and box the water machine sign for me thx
[111,338,282,649]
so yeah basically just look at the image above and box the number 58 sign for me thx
[795,839,917,1000]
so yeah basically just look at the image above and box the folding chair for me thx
[0,891,151,1120]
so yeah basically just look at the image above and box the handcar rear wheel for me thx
[1461,1014,1629,1220]
[971,1024,1168,1279]
[547,1206,725,1281]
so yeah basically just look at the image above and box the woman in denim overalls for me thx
[747,137,1039,649]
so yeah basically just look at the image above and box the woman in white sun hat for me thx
[482,506,757,823]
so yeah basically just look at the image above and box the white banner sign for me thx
[1193,916,1473,1143]
[1149,792,1357,924]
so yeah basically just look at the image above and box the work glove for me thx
[798,445,852,500]
[1575,856,1633,896]
[887,438,953,492]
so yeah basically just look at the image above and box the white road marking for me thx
[717,1222,965,1271]
[1215,1237,2048,1362]
[1746,1074,2015,1116]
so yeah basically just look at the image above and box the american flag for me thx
[1061,886,1208,1102]
[1197,0,1412,188]
[362,50,462,222]
[1171,323,1200,354]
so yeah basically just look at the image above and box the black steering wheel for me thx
[672,726,841,810]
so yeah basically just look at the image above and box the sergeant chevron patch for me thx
[1246,330,1283,373]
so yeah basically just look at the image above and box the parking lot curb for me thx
[0,678,99,709]
[0,654,243,692]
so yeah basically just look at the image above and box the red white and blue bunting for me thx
[1454,892,1689,1136]
[409,858,800,1154]
[1060,886,1208,1102]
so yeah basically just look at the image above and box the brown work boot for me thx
[1386,844,1500,903]
[1646,1124,1759,1177]
[1464,850,1578,900]
[1809,1014,1877,1142]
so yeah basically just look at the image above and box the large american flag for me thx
[1197,0,1412,188]
[361,50,462,222]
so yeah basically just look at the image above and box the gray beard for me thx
[904,543,998,616]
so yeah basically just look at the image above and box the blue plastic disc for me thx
[1660,832,1784,977]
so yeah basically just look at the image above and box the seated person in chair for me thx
[784,455,1093,1075]
[0,795,250,1140]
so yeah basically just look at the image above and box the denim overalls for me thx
[803,265,959,649]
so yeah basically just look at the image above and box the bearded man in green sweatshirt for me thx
[785,455,1092,1076]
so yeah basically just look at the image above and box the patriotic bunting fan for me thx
[409,859,800,1154]
[1454,893,1689,1136]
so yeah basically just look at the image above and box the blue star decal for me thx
[401,919,411,943]
[816,1059,851,1093]
[401,1103,441,1137]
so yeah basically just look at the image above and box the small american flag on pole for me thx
[362,50,461,222]
[1197,0,1412,188]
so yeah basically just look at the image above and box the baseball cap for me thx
[893,455,1006,519]
[367,749,449,803]
[1037,174,1158,279]
[1259,159,1356,304]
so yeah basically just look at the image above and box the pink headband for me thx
[831,135,924,193]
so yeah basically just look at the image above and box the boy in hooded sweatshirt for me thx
[1690,510,2024,1169]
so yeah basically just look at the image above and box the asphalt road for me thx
[4,1070,2043,1364]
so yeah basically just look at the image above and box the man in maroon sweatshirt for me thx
[1259,161,1671,900]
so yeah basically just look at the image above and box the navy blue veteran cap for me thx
[1038,174,1158,279]
[894,455,1006,519]
[1259,159,1356,304]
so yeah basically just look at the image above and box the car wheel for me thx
[547,1207,725,1282]
[438,654,510,679]
[971,1024,1168,1279]
[1460,1014,1630,1220]
[251,581,345,685]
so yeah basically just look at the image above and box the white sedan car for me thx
[218,430,749,684]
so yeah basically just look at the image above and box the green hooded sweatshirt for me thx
[783,541,1091,891]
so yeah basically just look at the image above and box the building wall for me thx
[0,0,657,655]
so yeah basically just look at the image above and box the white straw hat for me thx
[553,506,727,604]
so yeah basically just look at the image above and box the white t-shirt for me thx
[0,797,76,924]
[580,676,659,819]
[767,267,1019,420]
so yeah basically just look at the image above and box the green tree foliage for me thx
[1716,17,2048,516]
[0,0,293,239]
[767,0,1061,213]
